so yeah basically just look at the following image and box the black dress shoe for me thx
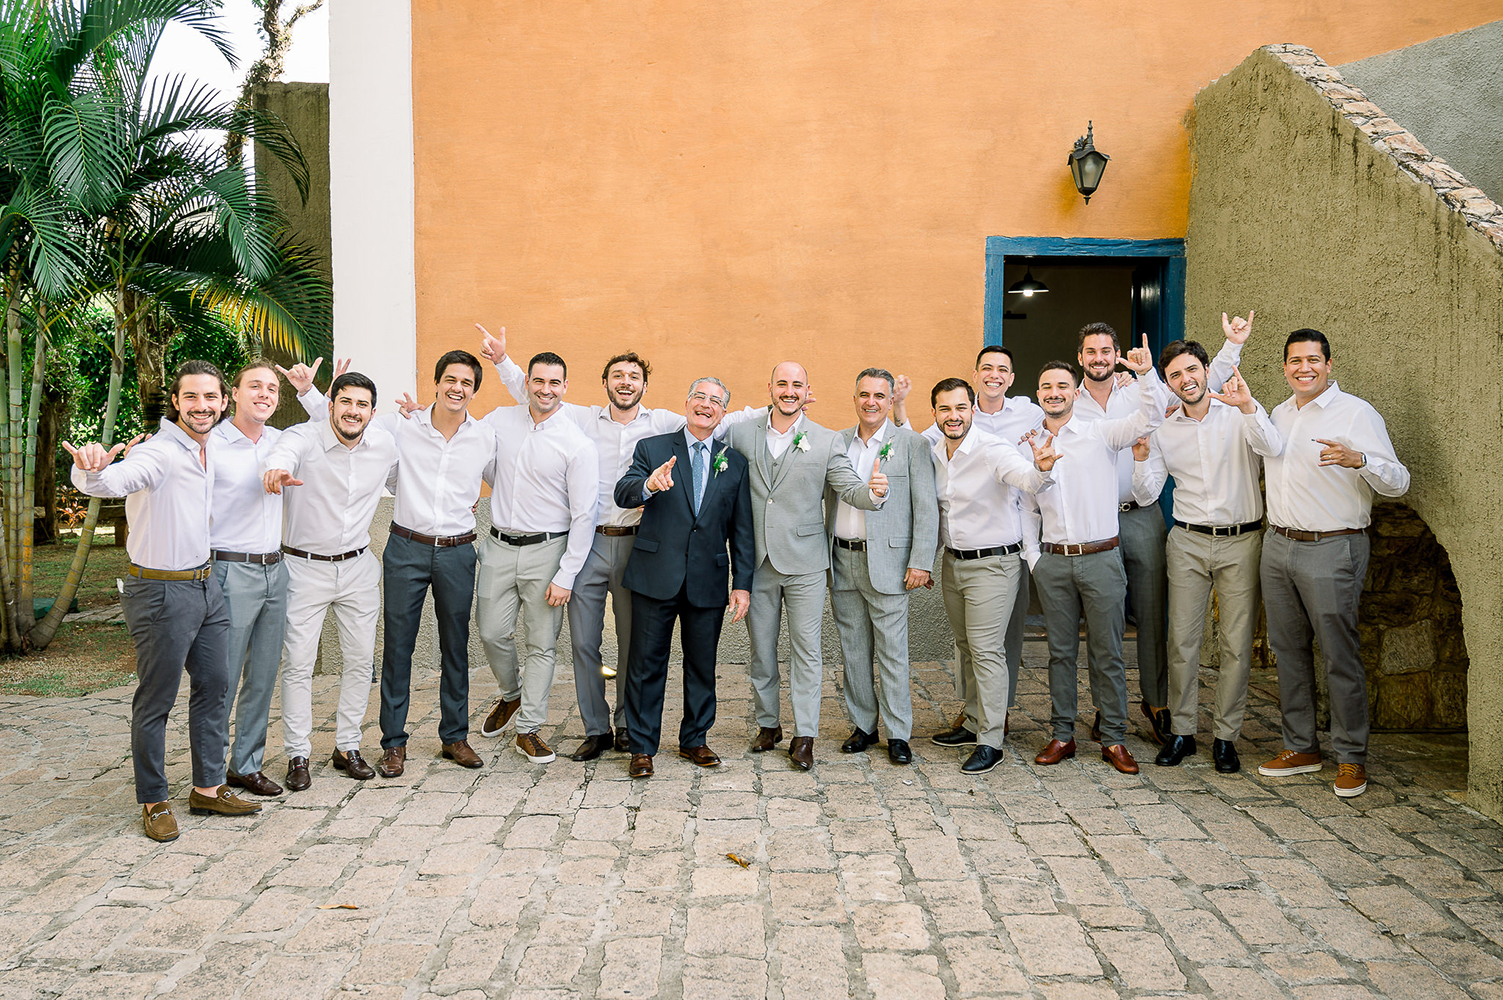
[1154,734,1197,767]
[961,744,1004,774]
[887,739,912,765]
[1089,711,1102,743]
[841,728,878,753]
[1141,701,1171,747]
[285,756,310,791]
[1213,738,1241,773]
[570,732,615,761]
[613,730,630,753]
[930,725,977,747]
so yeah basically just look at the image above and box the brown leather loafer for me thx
[442,739,484,769]
[142,802,179,842]
[1102,743,1140,775]
[285,756,311,792]
[188,786,263,816]
[333,748,376,780]
[789,736,814,770]
[378,746,406,778]
[629,753,654,778]
[613,730,630,753]
[751,726,783,752]
[1034,739,1077,765]
[678,744,721,767]
[481,697,521,738]
[227,770,283,796]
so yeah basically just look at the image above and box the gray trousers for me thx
[1260,530,1371,763]
[567,532,631,737]
[213,559,288,775]
[831,546,913,741]
[940,551,1019,749]
[1120,502,1169,707]
[748,561,826,737]
[476,532,567,734]
[119,574,230,804]
[1034,548,1129,745]
[1166,527,1260,740]
[955,557,1030,718]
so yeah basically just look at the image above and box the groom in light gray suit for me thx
[725,361,888,770]
[825,369,939,766]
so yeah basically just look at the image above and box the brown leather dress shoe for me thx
[481,697,522,738]
[285,756,311,791]
[1034,739,1077,765]
[188,786,263,816]
[1141,701,1170,747]
[570,733,615,762]
[1102,744,1140,774]
[613,730,630,753]
[678,745,722,767]
[789,736,814,770]
[227,770,283,796]
[142,802,179,842]
[751,726,784,752]
[378,746,406,778]
[629,753,654,778]
[442,740,485,769]
[333,748,376,780]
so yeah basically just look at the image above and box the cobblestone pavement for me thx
[0,638,1494,1000]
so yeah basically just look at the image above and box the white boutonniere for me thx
[712,447,729,477]
[793,431,810,453]
[878,441,894,461]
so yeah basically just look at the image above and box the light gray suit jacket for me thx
[824,424,939,596]
[725,413,878,575]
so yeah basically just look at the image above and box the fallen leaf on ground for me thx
[317,904,359,910]
[726,853,751,868]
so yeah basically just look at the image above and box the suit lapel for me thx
[694,442,731,523]
[751,411,773,490]
[672,433,695,519]
[770,417,805,494]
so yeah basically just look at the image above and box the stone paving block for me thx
[915,879,991,933]
[1295,907,1398,958]
[1015,822,1086,856]
[630,809,687,851]
[1261,950,1347,983]
[570,806,628,841]
[1322,816,1423,857]
[55,971,160,999]
[622,852,680,890]
[516,943,588,987]
[1408,934,1503,978]
[432,927,512,987]
[1206,888,1304,945]
[862,952,945,1000]
[129,898,239,950]
[1086,834,1173,878]
[271,843,360,887]
[1244,858,1344,908]
[238,953,347,1000]
[1246,805,1337,841]
[1363,963,1472,1000]
[1449,901,1503,947]
[686,902,765,957]
[694,818,762,861]
[1385,856,1492,900]
[1044,856,1125,907]
[778,925,848,996]
[830,818,896,854]
[379,896,460,944]
[852,901,930,950]
[556,856,614,885]
[1129,803,1207,840]
[1345,884,1454,935]
[903,835,965,879]
[505,814,561,849]
[765,796,820,827]
[1157,906,1249,962]
[692,864,759,897]
[986,876,1058,914]
[441,815,508,844]
[1164,840,1248,885]
[1124,876,1191,910]
[840,854,905,901]
[1416,831,1503,871]
[1289,987,1382,999]
[1295,841,1386,885]
[1002,913,1101,976]
[1203,817,1286,857]
[99,947,183,974]
[366,823,436,862]
[287,907,373,952]
[942,934,1029,995]
[1066,807,1134,836]
[766,827,834,870]
[345,942,431,984]
[770,871,844,924]
[1198,966,1285,1000]
[1036,985,1117,1000]
[699,791,759,820]
[1094,928,1186,990]
[1001,796,1068,825]
[598,935,662,999]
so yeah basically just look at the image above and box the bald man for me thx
[723,362,888,770]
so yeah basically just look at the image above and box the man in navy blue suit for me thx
[614,377,755,778]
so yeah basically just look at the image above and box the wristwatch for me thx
[1357,452,1367,469]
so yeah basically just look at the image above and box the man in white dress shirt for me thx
[210,359,292,797]
[1256,329,1409,798]
[475,351,600,765]
[930,377,1057,774]
[1026,341,1164,775]
[263,372,399,789]
[67,360,261,841]
[481,326,684,762]
[1131,338,1282,773]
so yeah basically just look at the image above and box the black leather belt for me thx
[834,537,866,551]
[1174,520,1263,538]
[391,523,477,547]
[489,527,568,546]
[945,543,1022,560]
[129,563,212,581]
[596,525,638,537]
[1120,499,1158,512]
[213,549,283,565]
[281,544,367,563]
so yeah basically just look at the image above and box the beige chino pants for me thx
[1165,526,1261,741]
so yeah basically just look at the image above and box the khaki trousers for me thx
[1165,526,1261,741]
[941,551,1020,749]
[476,533,567,734]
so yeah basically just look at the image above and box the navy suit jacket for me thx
[615,432,755,607]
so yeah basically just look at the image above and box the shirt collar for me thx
[1306,381,1343,409]
[600,404,650,424]
[317,416,369,452]
[158,416,204,454]
[768,413,804,439]
[933,426,976,461]
[684,428,713,453]
[855,421,889,447]
[417,404,476,433]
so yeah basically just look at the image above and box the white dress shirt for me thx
[932,428,1053,550]
[209,420,284,554]
[1132,399,1283,526]
[834,422,890,541]
[1075,339,1242,503]
[766,414,803,460]
[262,418,399,555]
[480,405,600,589]
[1264,382,1409,532]
[71,418,214,571]
[1026,370,1166,551]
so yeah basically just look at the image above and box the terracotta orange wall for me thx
[411,1,1501,418]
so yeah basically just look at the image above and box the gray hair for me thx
[855,367,896,393]
[688,376,730,408]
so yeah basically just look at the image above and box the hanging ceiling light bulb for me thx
[1007,267,1049,297]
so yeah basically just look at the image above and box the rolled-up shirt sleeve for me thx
[1354,408,1410,497]
[1132,444,1167,506]
[71,450,165,498]
[553,442,601,589]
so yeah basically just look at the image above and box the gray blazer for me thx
[823,424,939,596]
[725,413,879,575]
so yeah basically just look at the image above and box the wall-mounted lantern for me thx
[1069,121,1110,204]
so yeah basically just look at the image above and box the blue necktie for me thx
[691,442,707,515]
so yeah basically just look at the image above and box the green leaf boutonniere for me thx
[878,441,894,461]
[712,447,729,477]
[793,431,810,453]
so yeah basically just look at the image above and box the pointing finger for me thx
[1246,309,1254,325]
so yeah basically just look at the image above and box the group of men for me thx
[65,310,1408,842]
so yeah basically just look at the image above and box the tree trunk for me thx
[18,324,45,624]
[33,387,67,545]
[132,306,170,427]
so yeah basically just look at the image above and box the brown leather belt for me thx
[281,544,368,563]
[212,550,283,565]
[1174,520,1263,538]
[1042,537,1120,556]
[390,523,477,547]
[835,537,866,551]
[489,527,568,546]
[1271,525,1365,543]
[129,563,212,581]
[946,543,1022,560]
[596,525,638,537]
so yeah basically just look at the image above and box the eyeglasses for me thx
[688,391,727,409]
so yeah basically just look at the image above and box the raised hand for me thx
[1029,431,1061,471]
[545,582,571,607]
[893,374,912,404]
[476,323,507,364]
[61,439,127,472]
[867,455,889,499]
[396,392,420,419]
[728,589,750,623]
[646,455,676,494]
[277,357,324,395]
[1207,366,1256,413]
[904,568,933,590]
[119,432,149,459]
[262,469,303,494]
[1222,309,1254,345]
[1114,370,1135,390]
[333,358,351,379]
[1131,435,1150,462]
[1122,334,1154,375]
[1315,438,1366,469]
